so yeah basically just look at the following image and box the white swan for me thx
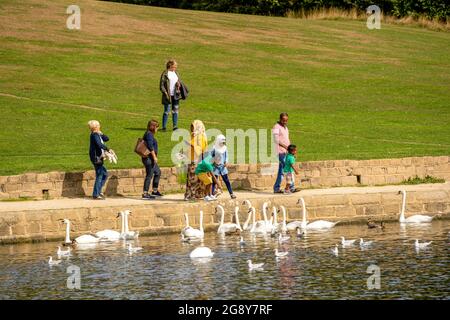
[278,206,288,233]
[121,210,139,240]
[298,198,339,230]
[359,238,373,248]
[127,243,143,253]
[249,207,269,234]
[274,249,288,257]
[48,256,62,266]
[190,246,214,258]
[341,237,356,247]
[415,239,432,249]
[181,211,204,240]
[217,205,242,234]
[57,246,71,257]
[63,219,102,244]
[247,259,264,270]
[286,200,304,231]
[331,245,339,256]
[95,213,121,241]
[399,190,434,223]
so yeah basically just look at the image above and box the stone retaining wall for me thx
[0,156,449,200]
[0,184,449,244]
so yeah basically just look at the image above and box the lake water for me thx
[0,219,448,300]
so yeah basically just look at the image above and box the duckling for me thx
[367,219,385,230]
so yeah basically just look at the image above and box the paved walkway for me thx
[1,183,449,213]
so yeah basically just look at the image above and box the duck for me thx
[331,244,339,256]
[62,219,102,245]
[399,190,434,223]
[190,246,214,258]
[415,239,432,250]
[359,238,373,248]
[367,219,385,230]
[127,243,143,254]
[181,210,205,240]
[341,236,357,247]
[217,205,242,234]
[56,246,71,257]
[274,249,288,257]
[48,256,62,266]
[298,198,339,230]
[247,259,264,271]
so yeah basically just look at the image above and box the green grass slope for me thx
[0,0,449,175]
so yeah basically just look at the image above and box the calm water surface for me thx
[0,220,449,299]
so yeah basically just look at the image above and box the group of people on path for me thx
[88,60,300,201]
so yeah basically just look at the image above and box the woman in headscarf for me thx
[184,120,208,201]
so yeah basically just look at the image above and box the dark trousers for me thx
[212,173,233,195]
[142,157,161,193]
[93,164,108,197]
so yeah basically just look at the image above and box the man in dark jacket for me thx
[160,59,182,131]
[88,120,110,200]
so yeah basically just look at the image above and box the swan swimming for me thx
[249,207,271,234]
[247,259,264,271]
[399,190,434,223]
[341,237,356,247]
[48,256,62,266]
[278,234,290,243]
[190,246,214,258]
[217,205,242,234]
[62,219,102,245]
[298,198,339,230]
[121,210,139,240]
[181,210,205,240]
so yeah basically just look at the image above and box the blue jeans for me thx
[162,96,179,129]
[212,174,233,195]
[93,164,108,197]
[273,153,294,192]
[142,157,161,192]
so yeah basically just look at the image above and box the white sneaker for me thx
[204,195,213,201]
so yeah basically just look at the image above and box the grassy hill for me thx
[0,0,449,176]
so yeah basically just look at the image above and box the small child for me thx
[195,155,219,201]
[211,134,236,199]
[283,144,300,194]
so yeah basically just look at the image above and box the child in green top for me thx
[195,155,219,201]
[283,144,299,194]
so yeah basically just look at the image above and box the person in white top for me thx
[160,59,181,131]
